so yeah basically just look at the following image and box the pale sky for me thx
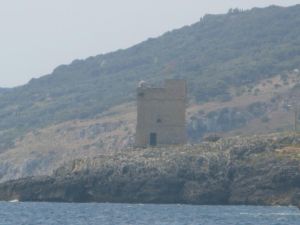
[0,0,299,87]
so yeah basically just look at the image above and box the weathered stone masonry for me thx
[135,80,187,147]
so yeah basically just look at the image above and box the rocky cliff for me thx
[0,133,299,208]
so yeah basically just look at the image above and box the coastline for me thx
[0,133,299,209]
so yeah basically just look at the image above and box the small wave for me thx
[240,212,300,216]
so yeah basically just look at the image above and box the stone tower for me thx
[135,79,187,147]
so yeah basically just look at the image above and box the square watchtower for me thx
[135,79,187,147]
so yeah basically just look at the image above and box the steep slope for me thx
[0,103,135,182]
[1,5,300,150]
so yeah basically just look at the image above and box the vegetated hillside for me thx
[0,88,8,93]
[0,133,299,208]
[0,72,299,183]
[1,5,300,150]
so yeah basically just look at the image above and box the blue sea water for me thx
[0,202,299,225]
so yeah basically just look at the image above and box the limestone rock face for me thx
[0,133,299,208]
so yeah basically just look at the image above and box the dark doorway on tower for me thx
[149,133,157,146]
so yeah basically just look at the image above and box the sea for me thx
[0,202,299,225]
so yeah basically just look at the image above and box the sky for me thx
[0,0,299,87]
